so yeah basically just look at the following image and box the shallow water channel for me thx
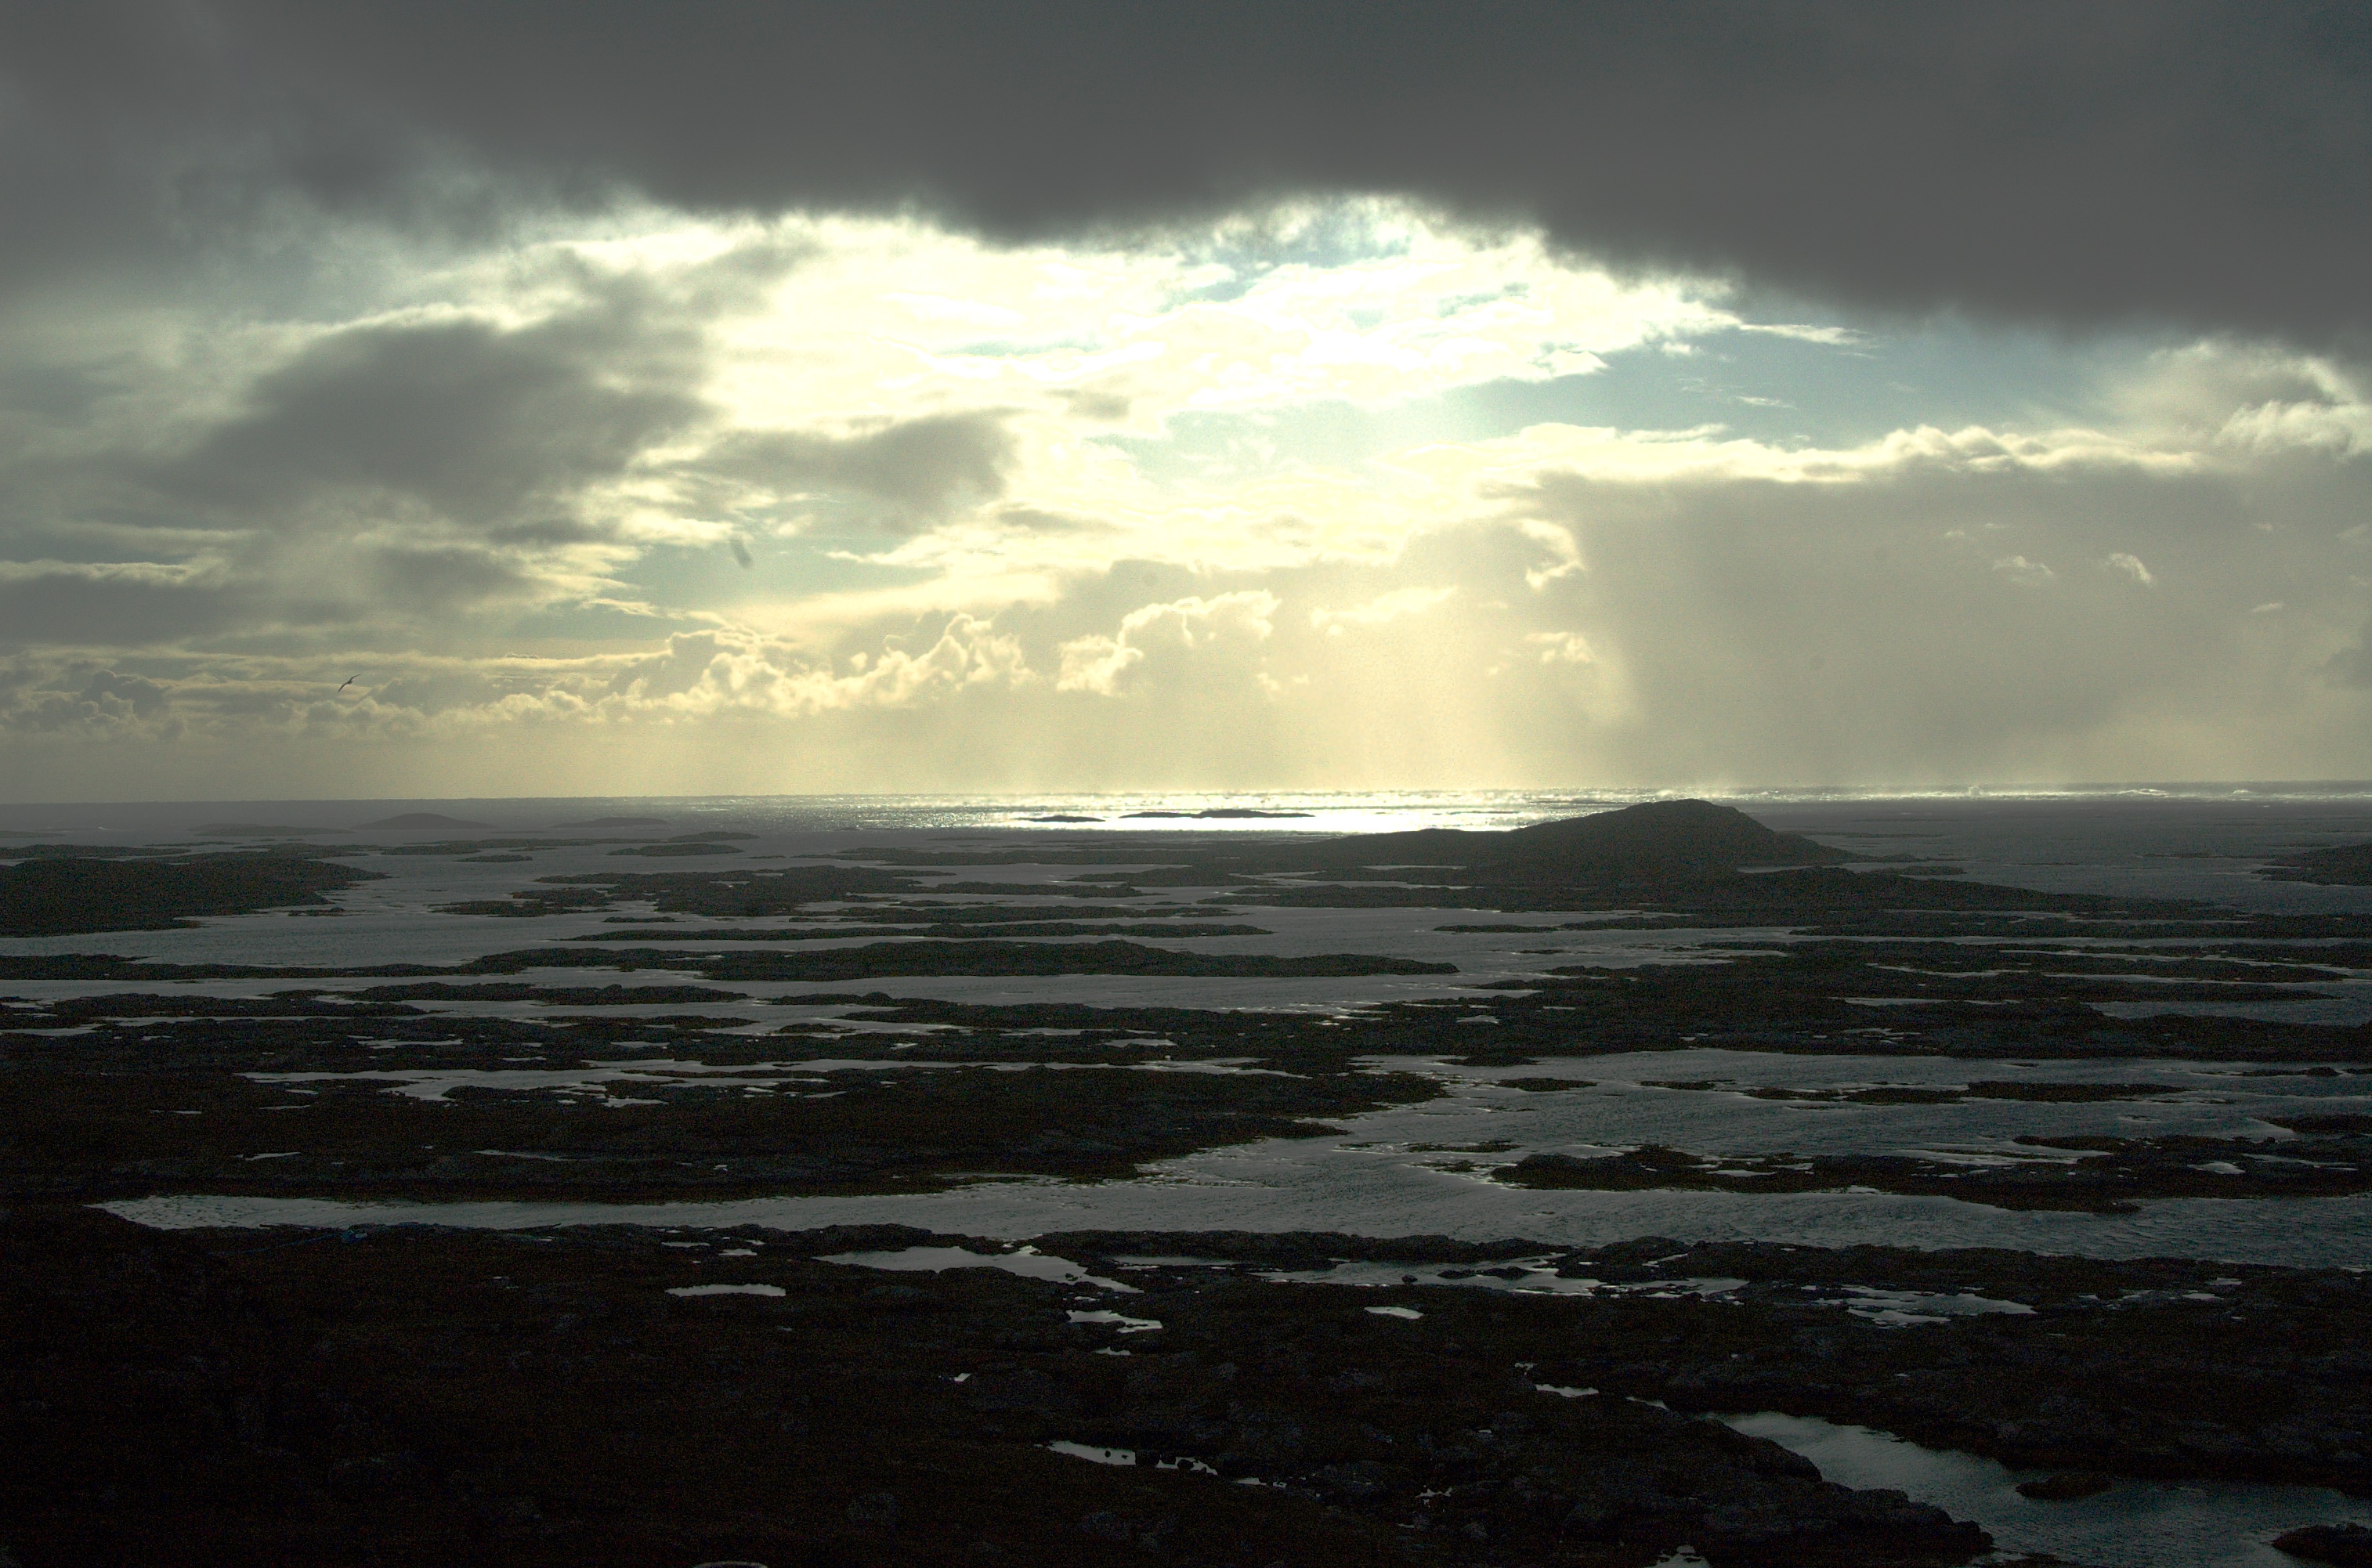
[1722,1412,2368,1568]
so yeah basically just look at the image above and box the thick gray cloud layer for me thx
[707,413,1017,526]
[163,307,702,530]
[5,1,2369,341]
[3,4,2367,800]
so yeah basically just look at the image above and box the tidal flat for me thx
[9,792,2372,1565]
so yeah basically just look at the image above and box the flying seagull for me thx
[337,675,358,694]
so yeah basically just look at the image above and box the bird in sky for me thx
[337,675,358,694]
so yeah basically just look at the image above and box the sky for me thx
[3,2,2370,800]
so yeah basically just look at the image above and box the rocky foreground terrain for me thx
[2,1205,2016,1567]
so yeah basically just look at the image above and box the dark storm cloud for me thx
[367,544,543,611]
[0,566,249,649]
[707,412,1017,523]
[5,2,2369,343]
[157,299,704,529]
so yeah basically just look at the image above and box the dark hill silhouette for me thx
[1490,799,1849,876]
[1285,800,1846,879]
[358,812,496,830]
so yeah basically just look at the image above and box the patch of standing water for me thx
[1831,1285,2035,1325]
[1067,1309,1162,1333]
[817,1244,1140,1293]
[1255,1258,1750,1302]
[1045,1440,1136,1466]
[1723,1411,2370,1568]
[665,1284,785,1298]
[103,1187,2372,1268]
[1043,1441,1220,1475]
